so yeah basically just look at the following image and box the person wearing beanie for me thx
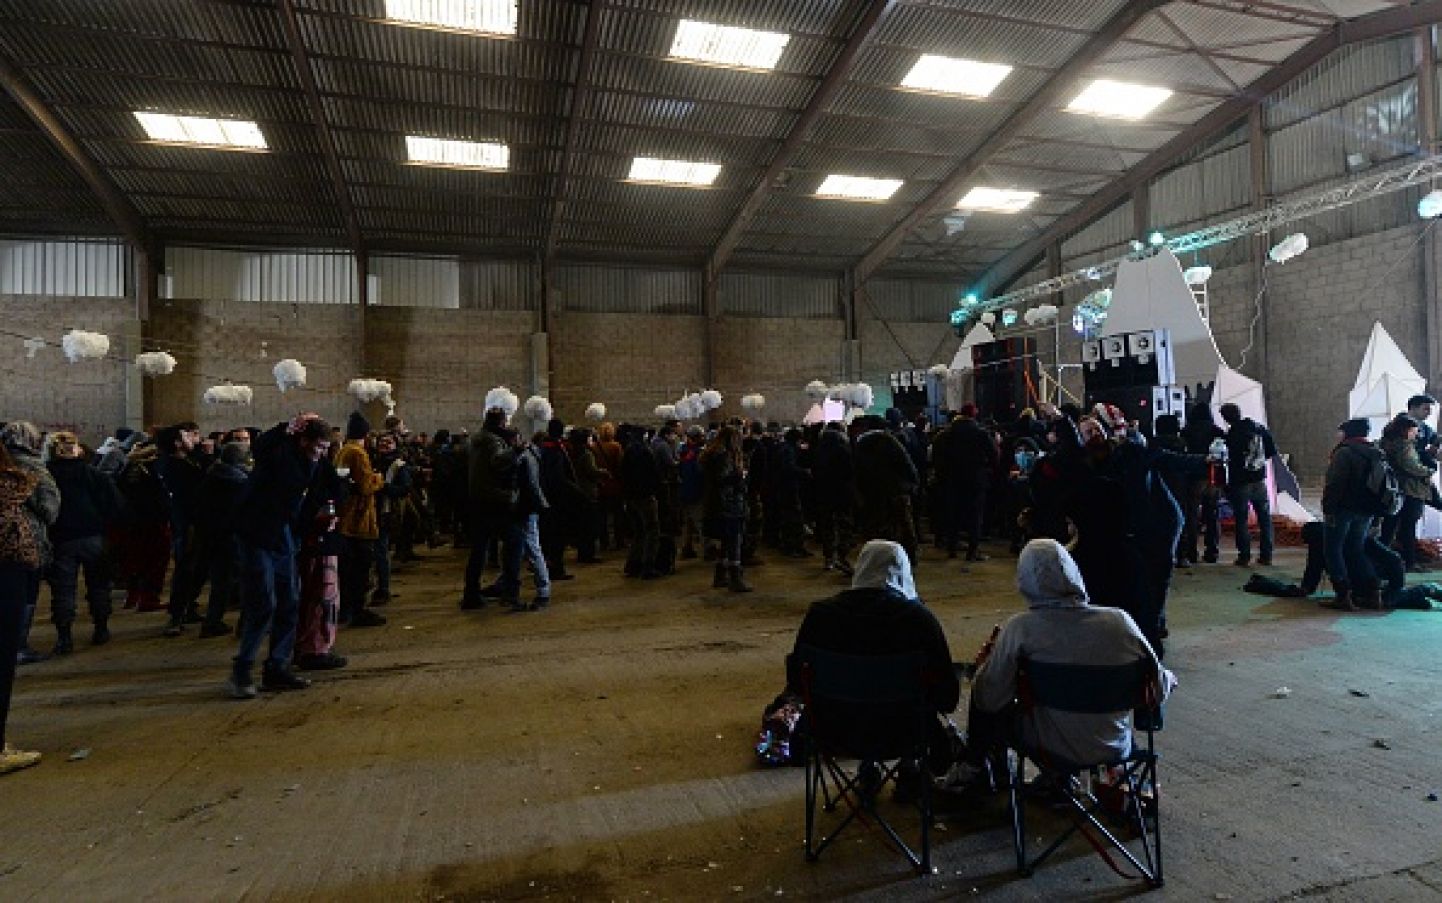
[156,422,207,637]
[370,431,412,606]
[1179,402,1226,564]
[44,431,122,653]
[462,409,519,608]
[1321,417,1387,611]
[1218,402,1277,567]
[536,418,581,584]
[567,427,605,564]
[1379,413,1435,572]
[335,412,386,628]
[677,424,709,560]
[114,438,171,617]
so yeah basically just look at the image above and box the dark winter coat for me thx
[1380,435,1435,501]
[853,429,919,500]
[811,428,854,497]
[1323,438,1386,516]
[156,452,204,525]
[118,446,171,527]
[538,439,584,513]
[622,438,661,500]
[701,449,747,522]
[233,423,319,553]
[1223,418,1275,487]
[945,417,998,489]
[46,457,120,544]
[513,445,549,516]
[467,428,516,514]
[193,459,248,548]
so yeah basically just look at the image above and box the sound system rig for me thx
[971,337,1039,423]
[888,368,941,422]
[1081,329,1185,434]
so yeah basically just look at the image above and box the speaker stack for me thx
[888,368,932,419]
[971,337,1038,422]
[1082,329,1185,433]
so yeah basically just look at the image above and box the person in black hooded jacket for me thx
[194,442,250,638]
[1179,402,1225,564]
[45,431,121,653]
[811,422,855,576]
[537,419,583,581]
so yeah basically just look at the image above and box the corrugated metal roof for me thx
[0,0,1427,281]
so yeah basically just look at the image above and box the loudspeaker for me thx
[972,338,1039,422]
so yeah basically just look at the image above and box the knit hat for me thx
[547,418,566,440]
[0,420,42,453]
[884,407,904,428]
[1092,403,1129,437]
[959,403,979,419]
[1339,417,1371,439]
[345,411,370,441]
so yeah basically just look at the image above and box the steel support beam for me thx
[707,0,896,276]
[545,0,604,263]
[975,0,1442,299]
[278,0,364,255]
[850,0,1169,286]
[0,50,153,259]
[1418,27,1442,387]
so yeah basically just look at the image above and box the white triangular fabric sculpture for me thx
[802,399,846,425]
[949,323,994,371]
[1346,321,1442,538]
[1103,249,1225,390]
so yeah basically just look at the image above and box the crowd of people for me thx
[1,388,1436,776]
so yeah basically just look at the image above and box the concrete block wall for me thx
[858,318,961,411]
[713,317,846,424]
[366,307,533,434]
[1261,223,1428,480]
[549,312,707,427]
[147,298,362,435]
[0,295,135,440]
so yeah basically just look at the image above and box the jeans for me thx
[498,513,551,600]
[1381,496,1426,567]
[1324,511,1376,590]
[1228,481,1273,560]
[0,564,32,746]
[167,521,208,621]
[47,535,111,627]
[373,526,392,595]
[464,511,505,600]
[624,497,660,576]
[235,539,300,675]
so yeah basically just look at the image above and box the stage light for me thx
[1001,309,1018,327]
[1268,232,1309,264]
[1148,231,1165,246]
[963,293,978,306]
[1419,190,1442,219]
[949,309,966,327]
[1130,240,1145,253]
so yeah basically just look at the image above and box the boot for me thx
[1357,585,1385,611]
[1320,579,1356,611]
[91,619,110,646]
[728,564,753,593]
[52,624,73,657]
[713,562,728,589]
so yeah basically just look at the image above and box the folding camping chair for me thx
[791,644,936,875]
[1008,656,1164,887]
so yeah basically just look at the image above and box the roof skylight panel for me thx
[668,19,791,71]
[405,135,510,170]
[900,55,1013,98]
[132,113,267,151]
[816,175,903,201]
[384,0,518,36]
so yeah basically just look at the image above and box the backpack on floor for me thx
[755,692,804,767]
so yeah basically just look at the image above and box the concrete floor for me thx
[5,537,1442,902]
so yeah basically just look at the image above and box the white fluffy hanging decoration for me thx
[523,395,554,425]
[484,386,520,417]
[654,404,677,420]
[1023,304,1059,326]
[273,358,307,393]
[1268,232,1309,264]
[740,394,765,412]
[135,351,177,377]
[584,402,606,422]
[61,329,109,363]
[700,389,723,411]
[846,383,874,411]
[805,379,830,401]
[348,378,396,414]
[203,384,253,406]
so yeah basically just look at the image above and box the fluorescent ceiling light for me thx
[900,55,1013,98]
[628,156,721,187]
[957,187,1038,213]
[384,0,517,36]
[405,135,509,171]
[1066,79,1172,120]
[133,112,267,150]
[816,175,903,201]
[669,19,790,71]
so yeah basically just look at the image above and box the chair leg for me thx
[918,758,932,875]
[805,748,818,861]
[1010,753,1030,877]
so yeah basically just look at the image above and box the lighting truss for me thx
[975,153,1442,313]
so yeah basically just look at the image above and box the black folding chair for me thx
[791,644,935,875]
[1009,656,1164,887]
